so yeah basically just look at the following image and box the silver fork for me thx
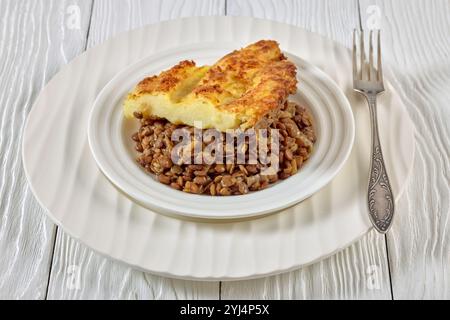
[353,29,394,233]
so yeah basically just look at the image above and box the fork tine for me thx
[369,30,374,81]
[377,30,383,82]
[359,29,365,80]
[352,29,358,80]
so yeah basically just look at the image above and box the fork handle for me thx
[366,94,395,233]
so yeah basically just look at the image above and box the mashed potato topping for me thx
[123,40,297,131]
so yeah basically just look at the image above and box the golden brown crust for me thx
[192,40,288,104]
[222,59,297,128]
[135,60,198,94]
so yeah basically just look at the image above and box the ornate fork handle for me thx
[366,94,395,233]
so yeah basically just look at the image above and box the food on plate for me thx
[124,40,315,195]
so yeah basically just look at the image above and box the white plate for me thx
[88,44,355,219]
[23,17,415,280]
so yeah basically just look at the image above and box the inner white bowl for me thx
[88,42,355,219]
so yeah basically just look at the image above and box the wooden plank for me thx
[359,0,450,300]
[0,0,92,299]
[221,0,392,299]
[46,0,224,300]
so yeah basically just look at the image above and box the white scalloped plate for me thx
[88,44,355,219]
[23,17,414,280]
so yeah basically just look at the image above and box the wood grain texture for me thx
[87,0,225,47]
[46,0,224,300]
[221,0,392,300]
[0,0,92,299]
[359,0,450,300]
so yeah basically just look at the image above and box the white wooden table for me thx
[0,0,448,300]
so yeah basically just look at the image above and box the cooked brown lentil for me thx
[132,101,315,196]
